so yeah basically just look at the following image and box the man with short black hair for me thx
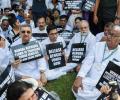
[41,24,77,80]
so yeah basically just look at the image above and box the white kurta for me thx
[73,42,120,100]
[10,37,47,80]
[41,36,77,80]
[67,32,96,57]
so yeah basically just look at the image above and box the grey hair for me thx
[20,24,32,32]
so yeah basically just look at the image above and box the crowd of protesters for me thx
[0,0,120,100]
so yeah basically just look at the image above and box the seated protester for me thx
[11,4,19,16]
[72,25,120,100]
[0,8,11,22]
[6,79,38,100]
[47,0,63,15]
[67,9,82,32]
[46,15,55,26]
[0,35,15,99]
[96,22,114,42]
[41,25,77,80]
[0,19,11,39]
[32,16,47,34]
[8,17,21,44]
[10,24,47,86]
[67,20,96,72]
[57,14,70,33]
[41,25,76,80]
[41,24,66,80]
[52,9,60,26]
[21,12,35,29]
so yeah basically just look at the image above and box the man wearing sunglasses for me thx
[10,24,47,86]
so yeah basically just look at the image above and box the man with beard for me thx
[67,20,96,72]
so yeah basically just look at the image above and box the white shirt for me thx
[75,42,120,100]
[41,36,66,55]
[11,37,47,79]
[0,46,15,100]
[32,27,47,34]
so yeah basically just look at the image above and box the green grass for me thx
[45,72,77,100]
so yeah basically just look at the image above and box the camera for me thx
[97,81,119,100]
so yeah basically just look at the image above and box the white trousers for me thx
[45,63,77,80]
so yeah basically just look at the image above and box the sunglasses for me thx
[21,30,31,34]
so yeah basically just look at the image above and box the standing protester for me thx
[93,0,120,33]
[32,0,47,27]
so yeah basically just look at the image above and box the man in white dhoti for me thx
[67,20,96,72]
[0,35,15,100]
[72,25,120,100]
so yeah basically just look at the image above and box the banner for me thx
[11,41,43,63]
[32,33,48,42]
[96,61,120,90]
[37,88,55,100]
[68,43,86,63]
[64,0,84,10]
[46,42,66,69]
[59,30,74,45]
[82,0,95,12]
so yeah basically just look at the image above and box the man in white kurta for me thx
[10,25,47,85]
[72,25,120,100]
[96,22,114,42]
[41,25,77,80]
[67,20,96,71]
[32,16,47,34]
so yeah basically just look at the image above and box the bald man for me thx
[67,20,96,72]
[72,25,120,100]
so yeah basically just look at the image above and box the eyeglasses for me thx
[49,32,58,35]
[21,30,31,34]
[80,26,88,30]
